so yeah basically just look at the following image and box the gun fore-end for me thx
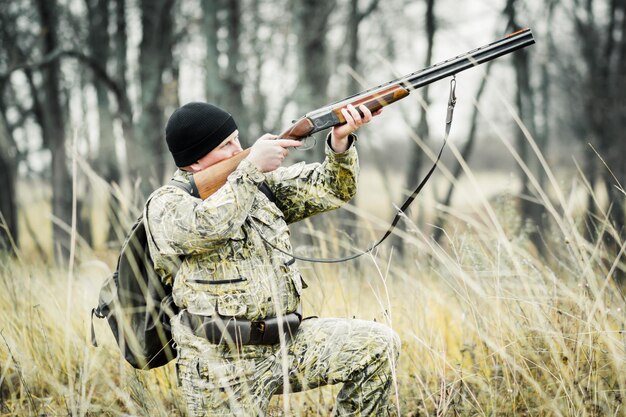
[332,84,410,122]
[301,84,411,135]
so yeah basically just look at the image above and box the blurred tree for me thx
[393,0,435,252]
[433,5,524,245]
[572,0,626,248]
[343,0,380,240]
[293,0,335,162]
[0,105,18,254]
[250,0,298,139]
[0,0,179,259]
[434,2,558,250]
[112,0,134,190]
[248,0,268,141]
[85,0,121,243]
[0,6,23,254]
[405,0,436,195]
[134,0,177,194]
[35,0,73,262]
[202,0,249,142]
[222,0,247,138]
[345,0,381,96]
[203,0,227,108]
[504,0,546,253]
[1,0,109,261]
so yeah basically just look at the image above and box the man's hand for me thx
[245,134,302,173]
[331,104,382,153]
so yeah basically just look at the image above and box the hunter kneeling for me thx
[145,102,401,416]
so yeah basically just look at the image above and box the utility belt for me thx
[180,305,302,346]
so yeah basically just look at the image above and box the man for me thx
[145,102,400,416]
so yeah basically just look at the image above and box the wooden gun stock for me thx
[192,149,250,199]
[190,28,535,200]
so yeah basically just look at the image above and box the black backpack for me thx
[90,180,195,370]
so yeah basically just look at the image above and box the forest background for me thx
[1,0,626,416]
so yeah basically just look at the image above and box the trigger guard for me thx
[297,136,316,150]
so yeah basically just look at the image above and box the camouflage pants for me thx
[172,314,401,416]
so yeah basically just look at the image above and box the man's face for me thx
[186,130,242,172]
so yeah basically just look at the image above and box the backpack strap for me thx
[259,182,277,204]
[90,308,100,347]
[167,178,200,198]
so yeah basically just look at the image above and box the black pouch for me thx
[181,309,301,346]
[260,314,301,344]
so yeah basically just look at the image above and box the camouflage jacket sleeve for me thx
[265,133,359,224]
[145,159,265,256]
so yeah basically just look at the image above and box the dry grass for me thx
[2,124,626,416]
[2,181,625,416]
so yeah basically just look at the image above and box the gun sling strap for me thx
[255,76,458,263]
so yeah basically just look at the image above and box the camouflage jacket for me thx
[144,137,358,321]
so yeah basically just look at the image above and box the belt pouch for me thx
[202,316,252,345]
[261,313,301,344]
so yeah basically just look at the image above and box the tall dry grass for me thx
[2,114,626,416]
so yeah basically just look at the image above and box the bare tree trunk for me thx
[222,0,248,139]
[76,72,94,247]
[203,0,228,104]
[108,0,133,242]
[405,0,435,190]
[394,0,435,252]
[249,0,268,141]
[345,0,380,95]
[86,0,122,245]
[36,0,72,263]
[574,0,625,277]
[0,10,20,254]
[86,0,118,184]
[0,109,18,254]
[505,0,546,254]
[608,0,626,233]
[534,2,557,201]
[201,0,248,141]
[293,0,335,162]
[135,0,176,195]
[343,0,380,243]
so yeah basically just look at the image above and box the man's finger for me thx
[342,108,356,127]
[347,104,362,123]
[258,133,278,141]
[359,104,373,122]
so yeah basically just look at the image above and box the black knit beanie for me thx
[165,102,238,167]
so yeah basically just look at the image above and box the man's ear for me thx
[178,163,197,173]
[187,162,202,173]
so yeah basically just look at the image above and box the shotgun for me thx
[191,28,535,199]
